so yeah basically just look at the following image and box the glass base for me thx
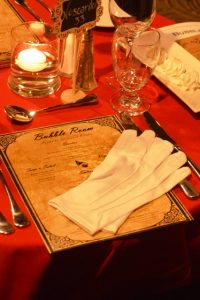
[8,75,61,98]
[110,92,150,116]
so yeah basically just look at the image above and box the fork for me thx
[0,169,30,228]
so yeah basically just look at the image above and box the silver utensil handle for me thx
[0,212,14,234]
[174,145,200,179]
[187,158,200,179]
[0,170,30,227]
[24,3,44,22]
[40,95,98,113]
[179,179,200,199]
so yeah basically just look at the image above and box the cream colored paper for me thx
[0,0,23,66]
[177,34,200,61]
[0,116,192,252]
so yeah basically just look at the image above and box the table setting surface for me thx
[0,1,200,299]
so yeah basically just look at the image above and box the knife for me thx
[119,112,200,199]
[144,111,200,179]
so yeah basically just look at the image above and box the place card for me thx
[53,0,103,37]
[0,115,192,253]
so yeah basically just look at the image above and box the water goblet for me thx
[106,0,156,88]
[110,24,160,115]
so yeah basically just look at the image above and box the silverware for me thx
[143,111,200,179]
[36,0,54,18]
[179,180,200,199]
[0,212,14,234]
[120,112,200,199]
[119,112,140,133]
[0,169,30,228]
[15,0,44,22]
[4,94,98,123]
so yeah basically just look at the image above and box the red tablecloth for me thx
[0,2,200,299]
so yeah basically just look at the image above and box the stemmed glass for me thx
[106,0,156,87]
[109,0,156,33]
[110,24,160,115]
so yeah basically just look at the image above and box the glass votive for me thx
[8,21,61,98]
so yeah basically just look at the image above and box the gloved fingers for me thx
[97,167,191,232]
[89,130,138,179]
[140,140,174,173]
[97,166,190,234]
[129,151,188,197]
[89,130,155,180]
[151,136,162,146]
[115,129,155,158]
[153,151,187,181]
[103,213,129,233]
[57,142,183,214]
[93,139,176,203]
[49,164,191,236]
[156,166,191,193]
[112,129,137,152]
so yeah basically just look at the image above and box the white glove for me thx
[100,152,190,233]
[52,130,155,209]
[49,130,190,235]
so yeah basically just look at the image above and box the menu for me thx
[159,21,200,60]
[177,34,200,61]
[0,115,192,253]
[0,0,23,67]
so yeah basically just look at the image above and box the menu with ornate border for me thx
[0,0,23,67]
[177,33,200,61]
[0,115,192,253]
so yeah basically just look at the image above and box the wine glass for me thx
[106,0,156,87]
[110,24,160,116]
[109,0,156,34]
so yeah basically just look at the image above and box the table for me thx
[0,2,200,299]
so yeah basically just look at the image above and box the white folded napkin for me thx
[49,130,191,235]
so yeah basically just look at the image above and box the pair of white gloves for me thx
[49,130,190,235]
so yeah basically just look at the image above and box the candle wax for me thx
[16,48,47,72]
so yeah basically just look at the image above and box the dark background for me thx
[157,0,200,22]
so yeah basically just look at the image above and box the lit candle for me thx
[16,48,47,72]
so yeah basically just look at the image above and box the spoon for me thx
[4,94,98,124]
[15,0,44,22]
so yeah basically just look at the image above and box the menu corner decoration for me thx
[53,0,103,37]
